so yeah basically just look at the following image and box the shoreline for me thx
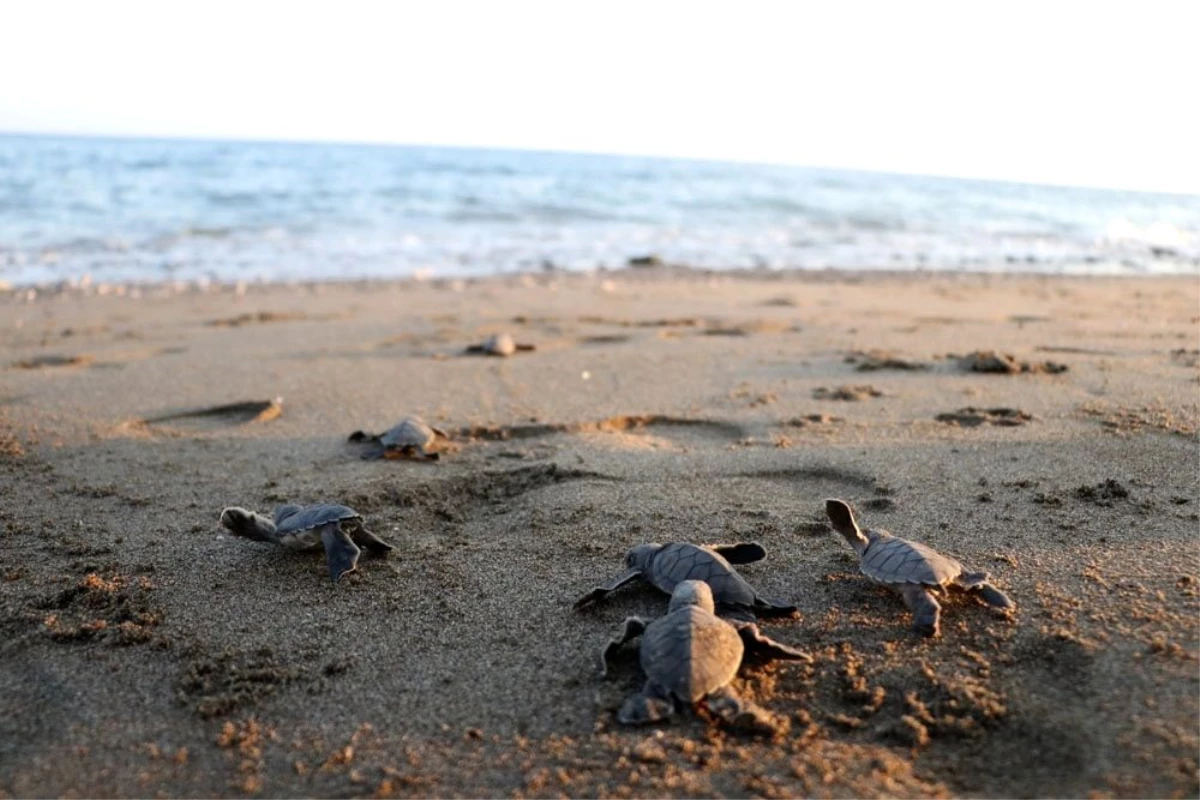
[4,262,1199,301]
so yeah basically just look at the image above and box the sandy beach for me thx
[1,268,1197,799]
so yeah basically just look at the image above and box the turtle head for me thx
[669,580,715,613]
[825,498,870,555]
[272,504,304,526]
[625,543,663,572]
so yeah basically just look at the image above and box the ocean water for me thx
[1,134,1197,286]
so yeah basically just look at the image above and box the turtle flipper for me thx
[573,569,642,610]
[515,343,536,352]
[752,597,800,619]
[320,523,362,581]
[714,602,758,623]
[900,584,942,637]
[599,616,648,676]
[705,686,783,736]
[348,431,386,459]
[976,584,1015,610]
[349,524,395,555]
[617,681,673,725]
[219,507,279,543]
[958,571,1015,610]
[734,623,813,663]
[707,542,767,564]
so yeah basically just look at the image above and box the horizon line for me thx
[2,127,1197,199]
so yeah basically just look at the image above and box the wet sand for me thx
[1,269,1197,798]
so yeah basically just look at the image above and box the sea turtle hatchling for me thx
[464,332,536,357]
[219,503,394,581]
[601,580,811,733]
[825,498,1015,636]
[348,415,449,461]
[574,541,797,621]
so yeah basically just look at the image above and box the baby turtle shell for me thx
[825,498,1015,636]
[349,415,449,461]
[575,541,797,621]
[600,580,810,733]
[464,332,535,357]
[219,502,394,581]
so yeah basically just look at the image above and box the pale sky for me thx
[2,0,1198,194]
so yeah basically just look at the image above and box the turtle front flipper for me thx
[617,680,673,725]
[705,686,783,736]
[573,569,641,610]
[220,507,279,543]
[320,523,362,581]
[599,616,647,676]
[734,623,813,663]
[958,571,1015,610]
[707,542,767,564]
[348,431,387,460]
[349,523,395,555]
[900,584,942,637]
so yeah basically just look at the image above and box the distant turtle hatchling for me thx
[600,580,811,734]
[825,498,1015,636]
[464,332,536,357]
[219,503,394,581]
[348,415,450,461]
[575,541,797,621]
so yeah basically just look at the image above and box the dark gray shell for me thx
[275,504,361,535]
[640,606,744,704]
[860,529,963,587]
[647,544,758,607]
[380,416,438,449]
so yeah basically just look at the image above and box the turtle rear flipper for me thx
[901,584,941,637]
[708,542,767,564]
[320,523,362,581]
[349,524,395,555]
[958,571,1015,609]
[714,602,758,623]
[617,681,673,725]
[705,686,784,736]
[752,597,800,619]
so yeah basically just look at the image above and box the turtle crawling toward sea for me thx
[464,332,535,357]
[825,498,1015,636]
[219,503,393,581]
[575,541,797,621]
[601,580,811,733]
[349,415,449,461]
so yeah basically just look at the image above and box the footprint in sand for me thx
[11,354,94,369]
[845,349,928,371]
[132,398,283,431]
[813,385,884,401]
[935,407,1033,427]
[956,350,1068,374]
[205,311,307,328]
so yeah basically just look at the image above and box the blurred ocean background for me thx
[1,134,1197,286]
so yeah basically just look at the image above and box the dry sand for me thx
[1,269,1197,799]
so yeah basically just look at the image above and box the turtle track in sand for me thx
[456,414,746,449]
[342,462,619,523]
